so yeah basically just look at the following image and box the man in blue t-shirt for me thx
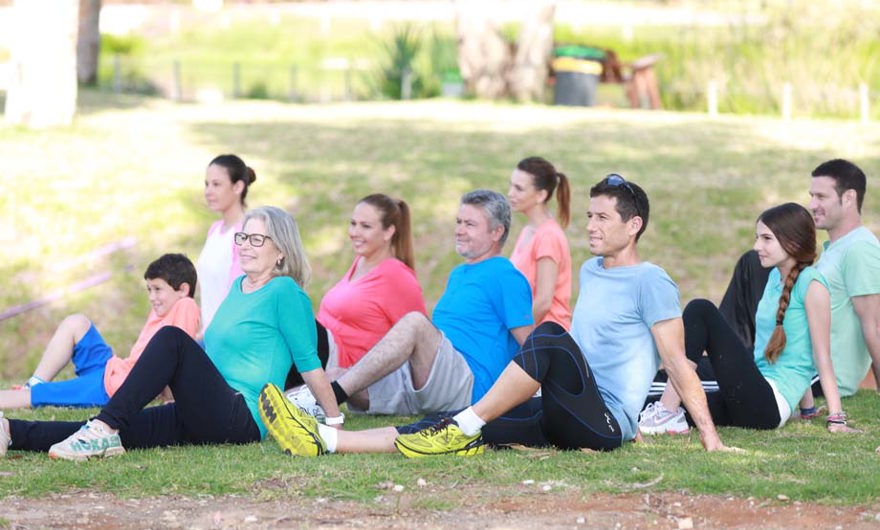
[288,189,534,418]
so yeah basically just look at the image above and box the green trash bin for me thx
[552,46,605,106]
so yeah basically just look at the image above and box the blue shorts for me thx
[29,324,113,408]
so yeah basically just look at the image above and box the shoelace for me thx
[421,417,455,437]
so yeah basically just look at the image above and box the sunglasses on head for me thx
[605,173,641,218]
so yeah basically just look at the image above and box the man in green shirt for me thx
[808,159,880,396]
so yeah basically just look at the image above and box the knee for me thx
[153,325,188,343]
[61,314,91,336]
[683,298,714,319]
[397,311,433,333]
[535,321,565,335]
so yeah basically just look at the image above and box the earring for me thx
[276,256,285,268]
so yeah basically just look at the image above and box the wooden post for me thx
[171,60,181,101]
[288,66,298,102]
[113,54,122,94]
[707,79,718,117]
[781,82,792,120]
[860,83,870,124]
[232,62,241,99]
[401,66,412,100]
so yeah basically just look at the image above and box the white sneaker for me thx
[48,420,126,461]
[0,412,11,457]
[285,385,326,423]
[638,401,690,435]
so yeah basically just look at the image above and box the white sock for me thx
[452,407,485,436]
[317,424,338,453]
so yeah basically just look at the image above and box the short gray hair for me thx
[243,206,311,287]
[461,189,511,247]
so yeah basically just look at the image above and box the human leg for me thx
[31,314,95,382]
[396,322,623,456]
[335,312,443,401]
[682,299,780,429]
[0,389,31,409]
[284,320,330,389]
[98,326,259,445]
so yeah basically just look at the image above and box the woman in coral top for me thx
[285,194,426,414]
[507,156,572,328]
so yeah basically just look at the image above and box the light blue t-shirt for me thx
[570,257,681,442]
[432,256,533,402]
[815,226,880,396]
[753,266,828,411]
[206,275,318,438]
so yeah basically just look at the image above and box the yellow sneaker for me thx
[394,418,484,458]
[259,383,326,457]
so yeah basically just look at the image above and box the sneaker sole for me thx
[393,437,485,458]
[638,426,691,436]
[48,446,125,461]
[259,384,325,457]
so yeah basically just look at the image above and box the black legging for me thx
[284,319,330,389]
[9,326,260,452]
[683,299,781,429]
[485,322,622,451]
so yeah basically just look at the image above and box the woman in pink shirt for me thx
[507,156,572,328]
[285,194,426,400]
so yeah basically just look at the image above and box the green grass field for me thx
[2,90,880,505]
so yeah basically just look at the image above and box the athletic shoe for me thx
[0,412,11,458]
[48,420,126,461]
[259,383,326,457]
[284,385,326,423]
[394,418,485,458]
[638,401,690,435]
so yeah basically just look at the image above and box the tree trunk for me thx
[454,0,512,99]
[77,0,102,86]
[4,0,79,128]
[510,1,556,103]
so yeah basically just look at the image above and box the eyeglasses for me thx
[234,232,272,247]
[605,173,641,218]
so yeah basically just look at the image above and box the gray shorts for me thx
[353,333,474,415]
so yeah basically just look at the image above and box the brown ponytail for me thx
[516,156,571,229]
[358,194,416,270]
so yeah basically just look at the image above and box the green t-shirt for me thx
[754,266,828,411]
[205,275,318,437]
[815,226,880,396]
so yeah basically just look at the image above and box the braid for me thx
[763,262,808,363]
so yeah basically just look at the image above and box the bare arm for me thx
[852,293,880,391]
[510,324,535,346]
[651,318,730,451]
[531,257,559,324]
[803,281,854,433]
[300,368,342,427]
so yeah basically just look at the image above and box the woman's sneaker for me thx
[284,385,326,423]
[638,401,690,435]
[48,420,125,461]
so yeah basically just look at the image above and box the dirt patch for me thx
[3,488,879,529]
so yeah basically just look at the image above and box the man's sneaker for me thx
[0,412,11,458]
[285,385,326,423]
[638,401,690,435]
[48,420,125,461]
[259,383,326,457]
[394,418,485,458]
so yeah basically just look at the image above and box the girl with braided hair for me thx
[639,203,858,434]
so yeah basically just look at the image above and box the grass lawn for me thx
[2,90,880,506]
